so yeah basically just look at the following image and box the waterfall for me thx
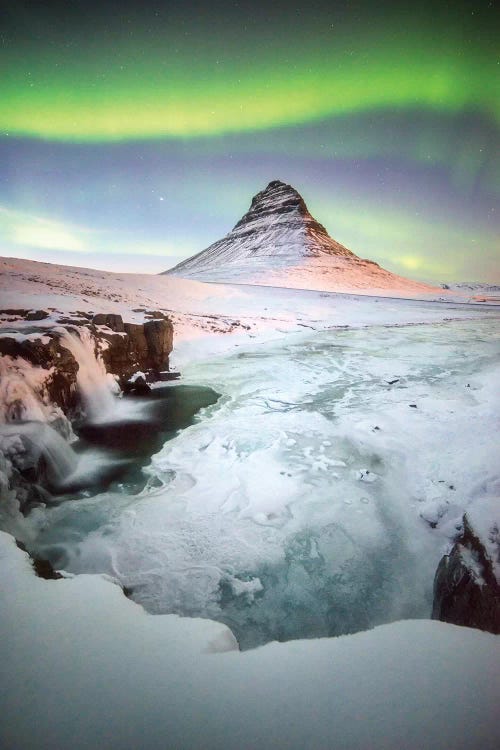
[59,328,116,423]
[0,421,78,488]
[0,356,54,424]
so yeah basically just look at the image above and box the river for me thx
[27,317,500,649]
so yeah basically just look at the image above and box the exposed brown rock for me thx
[15,540,63,579]
[92,313,125,332]
[0,309,30,317]
[0,310,174,416]
[99,315,173,383]
[0,333,79,412]
[432,515,500,634]
[123,322,149,360]
[144,318,173,370]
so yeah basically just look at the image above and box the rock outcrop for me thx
[0,310,173,419]
[432,514,500,634]
[15,539,63,580]
[93,313,173,383]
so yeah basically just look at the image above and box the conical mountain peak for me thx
[165,180,437,296]
[250,179,304,206]
[167,180,355,280]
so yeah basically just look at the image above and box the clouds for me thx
[0,206,187,272]
[0,207,88,253]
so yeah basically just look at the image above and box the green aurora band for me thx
[1,15,498,141]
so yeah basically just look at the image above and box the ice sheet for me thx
[28,317,500,647]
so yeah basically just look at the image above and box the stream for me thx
[22,318,500,649]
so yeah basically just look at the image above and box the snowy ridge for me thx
[444,282,500,293]
[166,180,440,296]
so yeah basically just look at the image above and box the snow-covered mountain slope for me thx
[166,180,441,297]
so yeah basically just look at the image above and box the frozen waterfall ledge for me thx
[1,531,498,750]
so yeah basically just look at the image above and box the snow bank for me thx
[0,532,498,750]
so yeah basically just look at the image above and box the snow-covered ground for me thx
[439,281,500,304]
[1,255,499,748]
[1,256,498,350]
[1,533,499,750]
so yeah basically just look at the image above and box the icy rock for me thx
[92,313,125,332]
[25,310,50,321]
[228,576,264,602]
[432,514,500,634]
[15,539,63,580]
[123,373,151,396]
[0,441,51,518]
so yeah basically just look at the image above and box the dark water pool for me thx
[60,385,220,496]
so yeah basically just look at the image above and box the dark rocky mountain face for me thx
[238,180,310,224]
[233,180,355,255]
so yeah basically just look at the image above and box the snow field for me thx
[1,533,499,750]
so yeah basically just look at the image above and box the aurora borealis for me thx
[1,0,498,281]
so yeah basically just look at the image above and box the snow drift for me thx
[1,533,499,750]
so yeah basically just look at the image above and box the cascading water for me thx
[0,421,78,488]
[0,353,79,491]
[0,327,125,498]
[59,328,117,423]
[0,356,58,424]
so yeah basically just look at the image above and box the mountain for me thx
[165,180,440,296]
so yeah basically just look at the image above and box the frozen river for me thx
[30,316,500,648]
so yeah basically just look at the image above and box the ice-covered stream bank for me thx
[27,317,500,648]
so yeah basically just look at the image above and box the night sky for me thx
[1,0,498,281]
